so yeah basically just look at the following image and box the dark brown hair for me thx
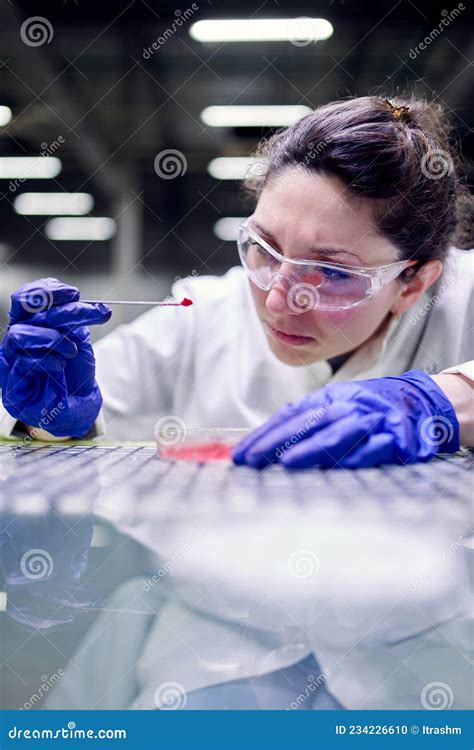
[243,95,472,264]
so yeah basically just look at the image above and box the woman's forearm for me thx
[431,371,474,447]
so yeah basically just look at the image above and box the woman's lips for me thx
[264,322,315,346]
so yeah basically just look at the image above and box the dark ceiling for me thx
[0,0,472,278]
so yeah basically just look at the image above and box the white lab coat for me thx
[39,247,472,711]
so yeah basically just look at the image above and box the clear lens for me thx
[238,230,372,310]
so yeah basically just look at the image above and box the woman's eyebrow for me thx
[251,221,278,243]
[251,221,362,262]
[308,246,362,262]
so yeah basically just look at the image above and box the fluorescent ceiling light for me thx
[45,217,116,241]
[208,157,267,180]
[201,105,310,127]
[213,217,245,241]
[190,18,333,43]
[0,106,12,127]
[0,157,62,179]
[14,192,94,216]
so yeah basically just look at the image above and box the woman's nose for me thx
[265,273,307,316]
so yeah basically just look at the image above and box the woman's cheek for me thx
[311,304,388,349]
[311,305,366,329]
[250,284,267,312]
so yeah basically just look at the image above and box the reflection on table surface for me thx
[0,442,472,710]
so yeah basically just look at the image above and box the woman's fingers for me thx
[3,324,78,366]
[2,361,67,422]
[9,279,111,331]
[280,412,385,469]
[27,302,112,331]
[338,433,398,468]
[2,303,110,373]
[10,278,80,323]
[234,401,354,468]
[0,350,10,385]
[232,402,300,464]
[232,390,335,465]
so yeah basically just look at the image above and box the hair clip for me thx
[382,98,410,120]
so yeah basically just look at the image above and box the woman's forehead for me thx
[254,170,398,263]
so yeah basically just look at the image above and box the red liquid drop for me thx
[160,441,232,462]
[180,297,193,307]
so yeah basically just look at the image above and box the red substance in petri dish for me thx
[160,441,232,462]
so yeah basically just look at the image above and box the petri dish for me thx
[155,427,250,462]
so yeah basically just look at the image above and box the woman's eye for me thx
[248,241,265,254]
[320,267,352,282]
[250,241,278,262]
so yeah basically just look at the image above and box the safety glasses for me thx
[237,219,414,311]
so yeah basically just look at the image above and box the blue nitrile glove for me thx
[232,370,460,469]
[0,278,111,437]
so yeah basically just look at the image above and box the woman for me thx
[0,95,472,465]
[2,94,472,712]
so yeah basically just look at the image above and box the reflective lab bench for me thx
[0,438,472,710]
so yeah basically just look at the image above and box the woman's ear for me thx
[391,260,443,315]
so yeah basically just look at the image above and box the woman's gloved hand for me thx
[232,370,460,469]
[0,278,111,437]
